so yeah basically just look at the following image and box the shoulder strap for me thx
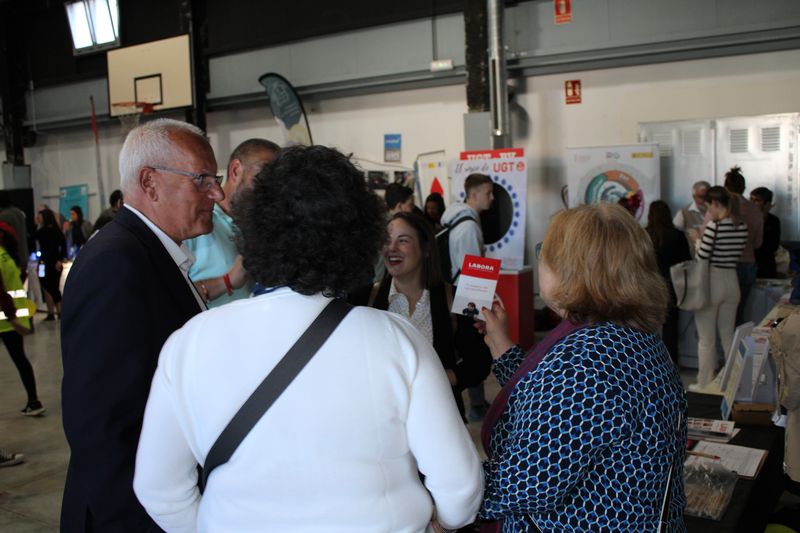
[371,276,391,310]
[450,214,477,231]
[198,298,352,493]
[442,215,479,283]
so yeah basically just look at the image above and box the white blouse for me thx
[134,288,482,533]
[387,280,434,346]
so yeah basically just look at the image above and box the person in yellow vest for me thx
[0,222,44,416]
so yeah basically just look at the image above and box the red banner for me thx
[459,148,524,160]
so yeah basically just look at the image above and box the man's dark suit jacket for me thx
[60,207,203,532]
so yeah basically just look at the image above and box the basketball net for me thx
[111,102,156,137]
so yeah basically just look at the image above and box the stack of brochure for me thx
[687,417,738,443]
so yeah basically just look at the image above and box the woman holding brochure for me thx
[479,203,687,532]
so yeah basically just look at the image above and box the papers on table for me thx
[687,417,742,443]
[685,441,768,479]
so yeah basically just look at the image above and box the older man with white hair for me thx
[673,180,710,244]
[60,118,223,532]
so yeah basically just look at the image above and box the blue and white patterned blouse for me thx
[480,322,687,532]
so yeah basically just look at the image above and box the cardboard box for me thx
[731,403,775,426]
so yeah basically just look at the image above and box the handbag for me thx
[670,258,710,311]
[197,298,352,494]
[670,223,717,311]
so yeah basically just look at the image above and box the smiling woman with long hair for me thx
[370,212,463,407]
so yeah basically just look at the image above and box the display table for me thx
[685,392,784,533]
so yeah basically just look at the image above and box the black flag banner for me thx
[258,73,313,146]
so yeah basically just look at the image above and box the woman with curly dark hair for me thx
[134,145,483,532]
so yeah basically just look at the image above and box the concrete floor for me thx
[0,316,66,532]
[1,316,797,532]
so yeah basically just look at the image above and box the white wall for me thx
[24,122,126,218]
[20,48,800,262]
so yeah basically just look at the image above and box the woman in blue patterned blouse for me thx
[479,203,687,532]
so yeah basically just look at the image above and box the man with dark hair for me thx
[723,166,763,324]
[750,186,781,278]
[0,190,29,268]
[93,189,124,232]
[384,183,415,215]
[440,173,495,421]
[441,174,494,284]
[187,138,279,308]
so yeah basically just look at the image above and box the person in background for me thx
[34,209,67,321]
[441,173,495,421]
[692,186,747,390]
[93,190,124,232]
[0,222,45,417]
[480,203,686,532]
[385,182,415,215]
[646,200,691,364]
[749,186,781,279]
[60,118,221,532]
[722,166,762,324]
[65,206,93,253]
[39,204,65,228]
[424,192,446,232]
[187,138,279,308]
[0,190,29,270]
[673,180,710,245]
[134,145,483,533]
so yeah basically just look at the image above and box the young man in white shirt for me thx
[440,173,495,421]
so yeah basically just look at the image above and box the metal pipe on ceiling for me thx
[487,0,510,148]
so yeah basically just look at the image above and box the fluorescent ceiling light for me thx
[65,0,119,54]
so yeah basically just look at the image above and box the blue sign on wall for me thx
[384,133,401,162]
[60,184,90,224]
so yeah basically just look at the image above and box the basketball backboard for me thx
[107,34,193,116]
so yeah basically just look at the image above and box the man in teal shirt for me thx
[187,139,279,308]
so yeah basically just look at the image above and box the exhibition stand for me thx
[496,267,534,351]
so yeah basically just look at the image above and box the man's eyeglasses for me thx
[147,165,223,192]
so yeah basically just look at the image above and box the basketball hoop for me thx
[111,101,156,136]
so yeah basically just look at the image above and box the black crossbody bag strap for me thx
[197,298,352,493]
[445,215,479,283]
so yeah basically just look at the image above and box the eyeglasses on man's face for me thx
[147,165,223,192]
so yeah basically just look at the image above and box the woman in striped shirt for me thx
[692,186,748,389]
